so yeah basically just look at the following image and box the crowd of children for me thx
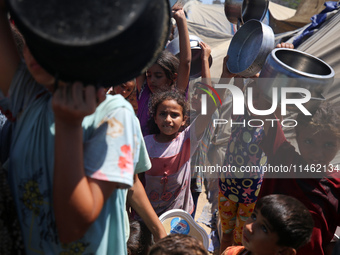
[0,1,340,255]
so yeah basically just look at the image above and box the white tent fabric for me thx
[183,1,233,79]
[297,10,340,102]
[184,1,234,35]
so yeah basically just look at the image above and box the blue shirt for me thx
[0,62,151,254]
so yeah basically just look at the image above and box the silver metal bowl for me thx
[258,48,335,112]
[224,0,269,25]
[227,19,274,77]
[166,35,213,78]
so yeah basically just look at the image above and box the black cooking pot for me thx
[6,0,171,87]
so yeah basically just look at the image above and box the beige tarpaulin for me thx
[297,10,340,102]
[270,0,338,33]
[268,1,296,21]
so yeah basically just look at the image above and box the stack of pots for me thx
[224,0,335,112]
[225,0,274,77]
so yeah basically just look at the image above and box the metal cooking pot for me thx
[258,48,335,112]
[224,0,269,25]
[6,0,171,87]
[166,35,213,78]
[227,19,274,77]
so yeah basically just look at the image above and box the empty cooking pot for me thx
[166,35,213,78]
[224,0,269,25]
[258,48,335,112]
[6,0,171,87]
[227,19,274,77]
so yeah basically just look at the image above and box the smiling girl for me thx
[143,88,219,216]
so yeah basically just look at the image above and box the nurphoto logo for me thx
[200,83,313,128]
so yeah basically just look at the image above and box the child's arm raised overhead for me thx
[0,1,21,96]
[136,73,145,94]
[200,41,211,83]
[52,83,109,243]
[172,8,191,92]
[195,55,234,138]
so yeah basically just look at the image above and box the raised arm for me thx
[0,2,21,96]
[136,73,146,94]
[194,55,235,138]
[200,41,211,81]
[52,83,110,243]
[172,8,191,92]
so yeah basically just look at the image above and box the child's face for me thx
[146,64,173,93]
[23,45,55,89]
[296,126,340,166]
[243,209,283,255]
[113,80,135,98]
[154,99,186,139]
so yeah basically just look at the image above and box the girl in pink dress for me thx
[143,89,217,216]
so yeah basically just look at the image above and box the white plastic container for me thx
[159,209,210,249]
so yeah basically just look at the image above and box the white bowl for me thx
[159,209,210,249]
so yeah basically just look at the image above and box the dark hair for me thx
[156,50,179,83]
[148,234,208,255]
[127,221,152,255]
[148,89,189,134]
[256,194,314,250]
[295,102,340,139]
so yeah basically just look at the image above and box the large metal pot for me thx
[6,0,171,87]
[166,35,213,78]
[227,19,274,77]
[224,0,269,25]
[258,48,335,112]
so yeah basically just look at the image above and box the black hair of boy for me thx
[148,234,208,255]
[127,220,152,255]
[256,194,314,250]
